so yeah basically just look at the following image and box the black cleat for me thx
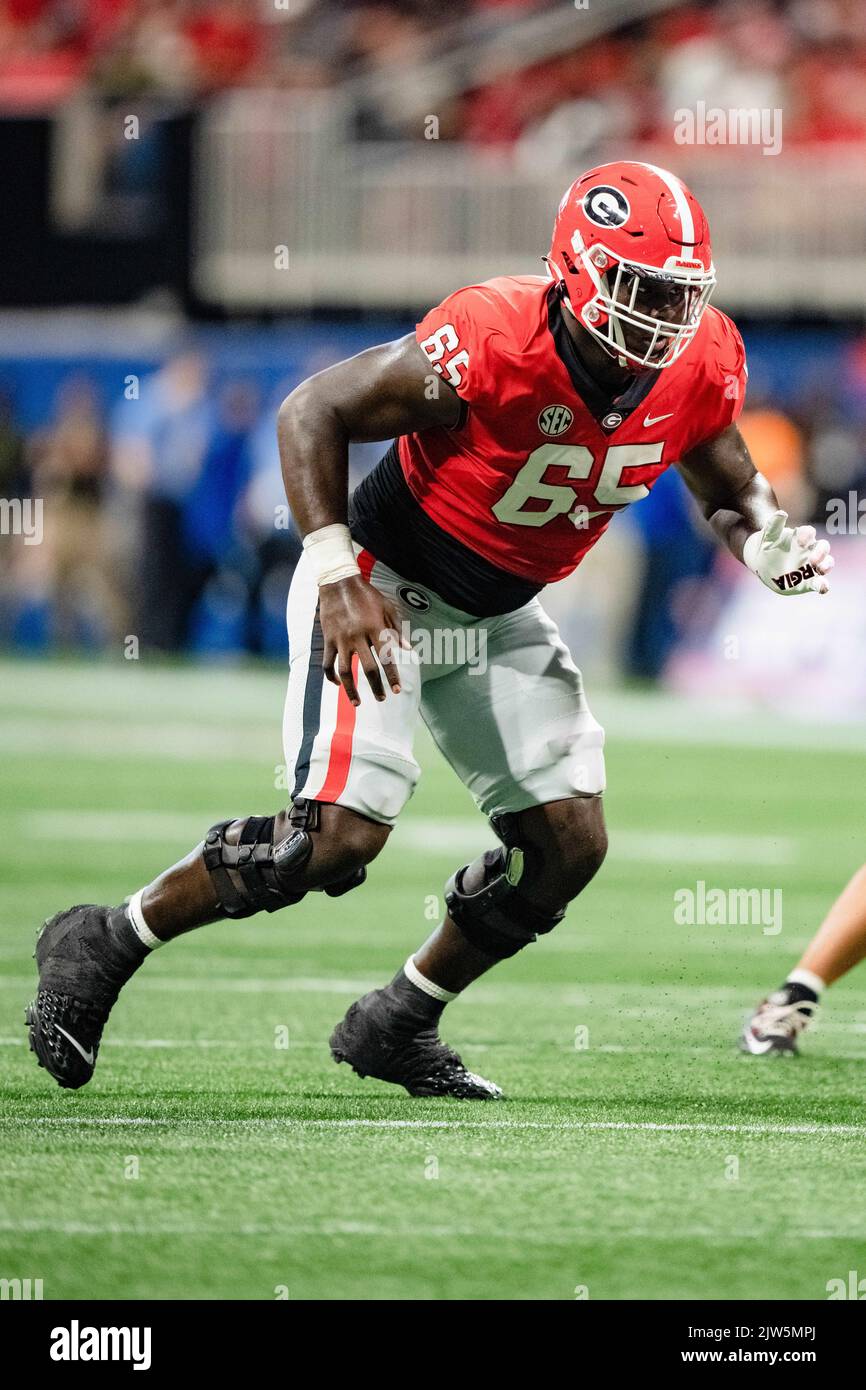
[26,904,146,1089]
[329,987,503,1100]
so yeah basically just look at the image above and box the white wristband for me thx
[302,523,361,586]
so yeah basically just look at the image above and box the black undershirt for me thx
[349,443,540,617]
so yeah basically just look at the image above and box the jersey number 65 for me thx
[492,443,665,528]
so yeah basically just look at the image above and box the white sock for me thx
[786,967,825,997]
[127,889,164,951]
[404,956,458,1003]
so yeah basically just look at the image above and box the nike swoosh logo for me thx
[644,412,674,427]
[55,1023,95,1066]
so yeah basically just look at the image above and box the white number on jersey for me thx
[419,323,470,389]
[492,442,664,528]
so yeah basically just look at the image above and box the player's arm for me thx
[676,423,833,595]
[277,333,461,703]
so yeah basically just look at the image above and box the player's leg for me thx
[413,794,607,990]
[330,598,607,1098]
[26,803,390,1092]
[132,801,388,941]
[742,863,866,1055]
[27,548,421,1089]
[330,794,606,1099]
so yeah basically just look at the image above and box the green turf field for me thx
[1,656,865,1301]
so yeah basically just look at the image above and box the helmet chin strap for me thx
[608,313,630,370]
[599,269,630,370]
[562,295,634,389]
[561,283,629,371]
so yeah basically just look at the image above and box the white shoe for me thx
[740,990,819,1056]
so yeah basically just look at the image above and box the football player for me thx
[27,161,833,1097]
[742,864,866,1056]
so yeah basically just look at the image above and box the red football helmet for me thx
[546,161,716,370]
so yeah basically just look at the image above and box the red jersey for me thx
[401,275,747,586]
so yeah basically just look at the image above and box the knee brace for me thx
[444,812,565,960]
[203,798,366,920]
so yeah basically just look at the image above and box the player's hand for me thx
[318,574,404,705]
[743,511,834,596]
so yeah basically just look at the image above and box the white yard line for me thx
[14,810,797,864]
[0,974,792,1001]
[20,811,224,840]
[0,719,276,762]
[1,662,864,752]
[1,703,865,768]
[0,1217,856,1239]
[397,824,795,864]
[0,1216,856,1242]
[6,1116,866,1137]
[0,973,382,995]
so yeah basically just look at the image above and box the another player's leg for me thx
[330,794,607,1098]
[741,863,866,1055]
[26,802,388,1090]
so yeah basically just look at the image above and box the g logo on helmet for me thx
[583,185,630,229]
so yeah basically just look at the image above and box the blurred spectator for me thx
[27,374,126,645]
[184,2,263,92]
[654,2,788,131]
[794,382,866,524]
[808,419,866,516]
[182,378,258,569]
[841,336,866,424]
[0,386,27,500]
[623,467,716,681]
[0,313,863,667]
[0,386,29,632]
[737,404,810,520]
[236,384,304,656]
[112,349,214,651]
[1,0,866,152]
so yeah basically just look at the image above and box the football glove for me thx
[742,511,834,596]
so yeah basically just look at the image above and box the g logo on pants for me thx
[398,585,431,612]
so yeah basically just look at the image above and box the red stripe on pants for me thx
[314,547,376,804]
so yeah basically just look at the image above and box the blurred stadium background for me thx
[4,0,866,1305]
[0,0,865,705]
